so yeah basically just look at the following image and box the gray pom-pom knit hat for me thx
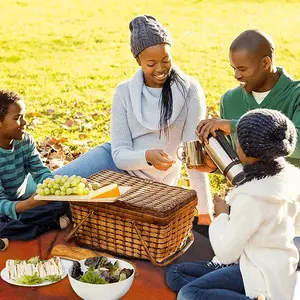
[237,108,297,160]
[129,15,172,58]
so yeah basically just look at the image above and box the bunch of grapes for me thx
[36,175,90,196]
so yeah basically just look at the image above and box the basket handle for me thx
[65,210,94,242]
[132,221,194,267]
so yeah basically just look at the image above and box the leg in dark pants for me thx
[166,262,252,300]
[0,201,70,240]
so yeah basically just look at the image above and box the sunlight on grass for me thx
[0,0,299,191]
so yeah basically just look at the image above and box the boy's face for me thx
[229,49,270,93]
[0,100,27,140]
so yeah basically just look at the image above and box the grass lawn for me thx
[0,0,300,190]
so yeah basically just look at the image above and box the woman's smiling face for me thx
[137,43,172,88]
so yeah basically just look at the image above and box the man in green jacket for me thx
[197,29,300,167]
[196,29,300,266]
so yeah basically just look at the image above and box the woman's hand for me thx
[146,149,176,171]
[196,118,231,144]
[213,194,230,217]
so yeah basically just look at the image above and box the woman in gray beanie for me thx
[166,109,300,300]
[51,15,213,225]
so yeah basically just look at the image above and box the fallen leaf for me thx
[79,133,88,139]
[74,119,82,125]
[61,125,70,130]
[28,117,39,128]
[74,112,84,118]
[27,112,41,118]
[83,122,93,130]
[65,119,74,127]
[49,159,65,170]
[72,140,89,146]
[47,108,55,115]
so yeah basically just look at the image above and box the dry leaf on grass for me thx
[47,108,55,115]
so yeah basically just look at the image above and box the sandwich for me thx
[6,256,63,282]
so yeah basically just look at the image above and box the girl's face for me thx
[0,100,27,145]
[137,44,172,88]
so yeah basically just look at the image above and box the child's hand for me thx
[15,195,51,213]
[213,194,230,216]
[146,149,176,171]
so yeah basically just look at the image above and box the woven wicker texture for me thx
[70,170,198,264]
[87,170,197,219]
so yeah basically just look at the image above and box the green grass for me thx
[1,0,300,192]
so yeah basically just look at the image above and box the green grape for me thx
[77,189,84,195]
[69,175,77,181]
[53,183,60,189]
[66,188,72,195]
[81,178,88,185]
[63,182,70,189]
[36,188,43,195]
[39,175,91,196]
[78,182,85,190]
[54,175,62,183]
[43,178,51,185]
[92,183,101,190]
[44,188,50,195]
[71,180,78,187]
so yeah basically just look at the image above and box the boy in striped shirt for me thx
[0,90,70,241]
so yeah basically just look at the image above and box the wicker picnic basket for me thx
[65,170,197,266]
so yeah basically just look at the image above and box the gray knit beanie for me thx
[129,15,172,58]
[237,109,297,159]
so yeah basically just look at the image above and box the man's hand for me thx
[196,118,232,144]
[146,149,176,171]
[213,194,230,216]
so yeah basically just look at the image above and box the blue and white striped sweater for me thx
[0,133,52,219]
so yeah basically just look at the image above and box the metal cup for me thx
[177,140,203,168]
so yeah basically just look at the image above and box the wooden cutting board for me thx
[34,186,131,203]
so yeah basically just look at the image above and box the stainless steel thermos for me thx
[204,131,245,185]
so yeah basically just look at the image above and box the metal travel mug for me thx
[177,140,203,168]
[204,131,245,185]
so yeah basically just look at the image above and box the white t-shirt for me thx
[252,90,271,104]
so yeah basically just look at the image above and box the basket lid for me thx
[88,170,197,218]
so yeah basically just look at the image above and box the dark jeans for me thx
[0,201,70,240]
[166,261,253,300]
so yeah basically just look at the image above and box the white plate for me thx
[0,259,73,287]
[34,186,131,203]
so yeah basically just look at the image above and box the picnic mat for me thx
[0,226,214,300]
[2,226,297,300]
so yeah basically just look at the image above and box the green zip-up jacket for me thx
[221,67,300,167]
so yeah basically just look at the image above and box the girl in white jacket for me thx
[166,108,300,300]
